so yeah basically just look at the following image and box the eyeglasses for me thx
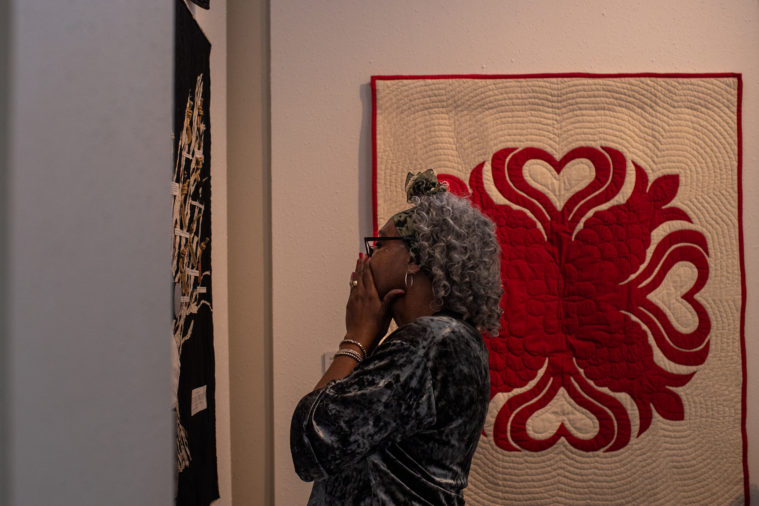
[363,236,414,257]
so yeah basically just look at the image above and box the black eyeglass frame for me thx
[363,236,415,257]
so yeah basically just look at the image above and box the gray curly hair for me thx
[408,191,503,335]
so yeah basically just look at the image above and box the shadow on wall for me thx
[728,483,758,505]
[357,82,373,243]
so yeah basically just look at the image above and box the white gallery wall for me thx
[3,1,173,505]
[271,1,759,504]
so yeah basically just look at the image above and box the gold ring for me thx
[350,279,358,287]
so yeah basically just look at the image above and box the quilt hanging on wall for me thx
[372,74,746,504]
[172,1,218,504]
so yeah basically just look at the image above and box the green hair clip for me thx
[392,169,447,240]
[404,169,447,202]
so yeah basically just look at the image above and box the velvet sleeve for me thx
[290,334,437,482]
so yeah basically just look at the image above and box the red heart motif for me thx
[491,147,626,233]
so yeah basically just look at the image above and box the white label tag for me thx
[191,385,207,416]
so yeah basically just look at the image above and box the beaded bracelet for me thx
[339,339,367,359]
[334,349,363,363]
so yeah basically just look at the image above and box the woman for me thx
[290,170,503,505]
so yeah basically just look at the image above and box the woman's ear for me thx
[407,262,422,274]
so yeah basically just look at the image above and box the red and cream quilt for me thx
[372,74,747,504]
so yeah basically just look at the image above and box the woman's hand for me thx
[345,254,405,353]
[312,254,405,391]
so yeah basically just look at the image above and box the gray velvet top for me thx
[290,314,490,505]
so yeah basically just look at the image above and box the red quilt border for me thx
[737,75,748,505]
[370,73,748,503]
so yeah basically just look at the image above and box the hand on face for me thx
[345,254,405,352]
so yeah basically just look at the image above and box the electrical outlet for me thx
[322,351,336,374]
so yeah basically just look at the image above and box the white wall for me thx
[4,1,173,505]
[271,1,759,504]
[182,3,232,505]
[226,0,274,503]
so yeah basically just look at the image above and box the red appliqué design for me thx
[439,147,710,452]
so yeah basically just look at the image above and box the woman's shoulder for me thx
[388,312,482,350]
[418,313,479,335]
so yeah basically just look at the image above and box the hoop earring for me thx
[404,271,414,290]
